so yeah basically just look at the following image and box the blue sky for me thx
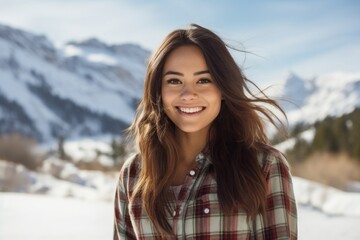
[0,0,359,86]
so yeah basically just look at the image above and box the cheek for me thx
[212,92,223,115]
[161,89,174,111]
[206,89,222,105]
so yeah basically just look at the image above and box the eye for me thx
[166,78,182,85]
[197,78,212,84]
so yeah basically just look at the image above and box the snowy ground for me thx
[294,178,360,239]
[298,206,360,239]
[0,193,113,240]
[1,177,360,239]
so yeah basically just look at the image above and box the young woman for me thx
[114,24,297,239]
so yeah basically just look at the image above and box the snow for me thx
[0,193,113,240]
[0,67,63,140]
[294,177,360,217]
[294,178,360,239]
[63,138,114,165]
[62,43,120,66]
[0,159,117,201]
[62,44,83,57]
[300,127,315,143]
[298,206,360,240]
[60,41,147,88]
[274,127,315,153]
[274,138,296,154]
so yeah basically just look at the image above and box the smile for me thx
[177,107,205,114]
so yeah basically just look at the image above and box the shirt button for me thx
[189,170,196,176]
[204,208,210,214]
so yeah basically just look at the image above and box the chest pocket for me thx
[184,192,223,237]
[194,192,221,216]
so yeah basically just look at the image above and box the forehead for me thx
[163,45,208,72]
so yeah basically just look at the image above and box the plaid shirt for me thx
[114,149,297,239]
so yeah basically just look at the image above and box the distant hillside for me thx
[284,108,360,163]
[272,72,360,165]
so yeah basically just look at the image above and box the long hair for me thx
[129,24,286,235]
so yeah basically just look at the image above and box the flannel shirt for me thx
[114,149,297,239]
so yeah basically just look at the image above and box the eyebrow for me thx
[163,70,210,77]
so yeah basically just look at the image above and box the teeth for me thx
[179,107,203,113]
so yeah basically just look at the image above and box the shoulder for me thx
[257,144,295,199]
[117,153,141,192]
[120,152,141,175]
[257,144,291,179]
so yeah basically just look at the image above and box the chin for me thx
[176,124,210,134]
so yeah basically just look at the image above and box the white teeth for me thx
[178,107,204,113]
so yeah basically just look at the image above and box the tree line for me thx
[285,108,360,163]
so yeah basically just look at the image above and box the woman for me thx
[114,24,297,239]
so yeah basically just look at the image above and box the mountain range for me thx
[0,23,150,142]
[1,23,360,143]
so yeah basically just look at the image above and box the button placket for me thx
[181,156,209,238]
[175,170,196,219]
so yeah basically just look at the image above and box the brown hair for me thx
[129,24,285,235]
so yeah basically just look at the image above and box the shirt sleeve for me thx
[254,152,298,240]
[113,157,137,240]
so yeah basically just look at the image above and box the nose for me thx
[180,84,197,101]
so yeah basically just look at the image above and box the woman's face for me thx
[161,45,222,135]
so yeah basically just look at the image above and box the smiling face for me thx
[161,45,222,136]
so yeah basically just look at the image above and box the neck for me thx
[176,128,208,166]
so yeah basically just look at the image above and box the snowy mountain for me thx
[2,22,360,143]
[0,23,150,142]
[275,72,360,127]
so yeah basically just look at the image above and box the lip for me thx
[176,106,206,115]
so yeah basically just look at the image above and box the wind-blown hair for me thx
[129,24,286,235]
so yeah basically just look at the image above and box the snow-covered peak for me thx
[60,37,150,94]
[63,38,150,65]
[279,72,360,126]
[0,23,57,63]
[61,42,119,66]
